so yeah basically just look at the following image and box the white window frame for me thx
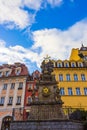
[66,74,70,81]
[65,63,69,67]
[68,88,73,95]
[84,88,87,95]
[0,97,5,105]
[8,97,13,104]
[3,84,7,90]
[17,96,21,104]
[5,71,9,76]
[74,74,78,81]
[59,74,63,81]
[11,83,15,89]
[76,88,81,95]
[60,88,65,95]
[81,74,86,81]
[18,82,23,89]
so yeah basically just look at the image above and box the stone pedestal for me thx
[10,120,83,130]
[29,104,66,120]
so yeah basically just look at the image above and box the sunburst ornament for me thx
[42,87,51,97]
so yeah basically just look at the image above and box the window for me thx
[35,96,38,102]
[59,74,63,81]
[0,97,5,105]
[68,88,73,95]
[0,72,2,77]
[28,97,32,103]
[71,63,75,67]
[27,84,33,91]
[76,88,81,95]
[11,83,15,89]
[57,63,62,67]
[74,74,78,81]
[34,85,38,91]
[5,71,9,76]
[66,74,70,81]
[65,63,69,67]
[81,74,86,81]
[84,88,87,95]
[16,96,21,104]
[18,82,23,89]
[60,88,65,95]
[16,69,20,75]
[8,97,13,105]
[3,84,7,90]
[79,63,83,67]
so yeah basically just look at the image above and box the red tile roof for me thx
[0,63,29,78]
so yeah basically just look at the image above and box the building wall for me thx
[52,45,87,111]
[53,67,87,110]
[23,80,38,120]
[0,77,27,109]
[0,63,28,129]
[23,70,40,120]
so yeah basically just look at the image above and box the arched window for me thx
[65,63,69,67]
[57,62,62,67]
[1,116,13,130]
[71,62,76,67]
[78,62,83,67]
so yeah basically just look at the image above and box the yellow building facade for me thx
[52,45,87,111]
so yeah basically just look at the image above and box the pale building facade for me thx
[0,63,28,130]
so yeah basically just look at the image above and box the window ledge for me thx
[7,103,12,105]
[0,104,4,106]
[16,103,21,105]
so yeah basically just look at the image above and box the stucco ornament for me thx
[42,87,51,97]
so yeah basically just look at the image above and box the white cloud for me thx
[0,0,32,29]
[0,19,87,72]
[23,0,42,10]
[47,0,63,7]
[32,19,87,62]
[0,0,63,29]
[0,39,6,47]
[0,0,42,29]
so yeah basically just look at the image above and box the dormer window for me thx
[78,62,83,67]
[71,63,76,67]
[15,67,21,75]
[16,69,20,75]
[65,63,69,67]
[5,71,9,76]
[57,63,62,67]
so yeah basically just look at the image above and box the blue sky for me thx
[0,0,87,73]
